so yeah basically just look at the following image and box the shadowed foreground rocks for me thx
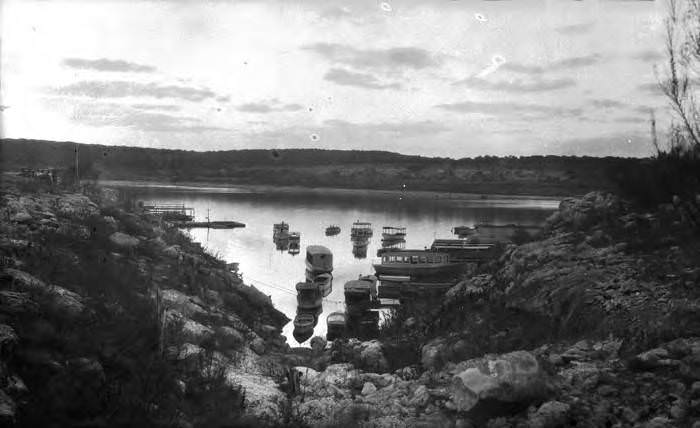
[1,182,699,427]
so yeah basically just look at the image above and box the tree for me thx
[658,0,700,152]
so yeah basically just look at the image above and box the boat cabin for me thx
[379,250,450,265]
[305,245,333,273]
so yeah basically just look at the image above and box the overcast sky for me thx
[0,0,675,157]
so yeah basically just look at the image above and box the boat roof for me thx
[345,280,370,289]
[378,249,446,255]
[306,245,332,255]
[327,313,345,322]
[383,226,406,231]
[352,222,372,226]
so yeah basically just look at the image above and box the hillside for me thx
[0,138,644,196]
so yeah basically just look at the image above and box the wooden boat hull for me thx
[372,262,465,278]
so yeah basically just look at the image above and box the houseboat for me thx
[351,221,373,238]
[273,221,289,237]
[344,277,375,304]
[305,245,333,274]
[325,225,341,236]
[430,239,496,262]
[326,311,346,340]
[288,232,301,255]
[372,249,466,278]
[352,240,369,259]
[381,226,406,241]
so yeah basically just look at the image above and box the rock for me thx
[409,385,430,408]
[66,357,106,384]
[250,337,266,355]
[0,324,18,358]
[358,340,389,373]
[0,389,16,425]
[181,319,214,345]
[310,336,327,354]
[108,232,140,249]
[0,291,39,315]
[10,212,33,223]
[403,317,417,329]
[643,416,673,428]
[422,339,448,371]
[450,350,549,419]
[528,401,570,428]
[631,347,671,370]
[216,326,245,349]
[362,382,377,395]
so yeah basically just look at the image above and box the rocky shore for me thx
[2,181,699,427]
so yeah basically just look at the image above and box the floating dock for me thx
[173,220,245,229]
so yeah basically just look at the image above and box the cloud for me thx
[131,103,182,112]
[237,100,304,113]
[500,54,602,75]
[435,100,583,118]
[62,58,156,73]
[590,99,627,108]
[56,80,223,102]
[70,102,226,132]
[455,76,576,92]
[324,68,401,90]
[555,22,595,35]
[303,43,438,70]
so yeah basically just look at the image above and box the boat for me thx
[358,274,378,299]
[288,232,301,255]
[325,225,341,236]
[305,245,333,274]
[377,240,405,256]
[350,221,373,238]
[273,221,289,237]
[326,311,346,341]
[372,249,466,279]
[381,226,406,241]
[296,282,322,309]
[430,239,495,262]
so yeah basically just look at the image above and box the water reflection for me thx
[125,186,558,345]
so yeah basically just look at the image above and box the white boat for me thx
[305,245,333,274]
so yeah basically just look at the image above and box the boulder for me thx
[358,340,389,373]
[109,232,140,249]
[310,336,327,354]
[215,326,245,349]
[422,339,449,371]
[450,350,550,420]
[528,401,570,428]
[250,337,266,355]
[181,319,214,345]
[361,382,377,395]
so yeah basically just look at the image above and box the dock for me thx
[173,220,245,229]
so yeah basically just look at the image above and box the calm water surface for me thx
[128,186,559,346]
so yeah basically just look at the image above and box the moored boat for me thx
[325,225,341,236]
[344,278,373,304]
[305,245,333,274]
[381,226,406,241]
[351,221,373,238]
[372,249,465,279]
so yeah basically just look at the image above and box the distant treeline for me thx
[0,138,648,196]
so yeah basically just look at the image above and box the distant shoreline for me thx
[96,179,565,205]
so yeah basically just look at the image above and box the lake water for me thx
[124,184,559,346]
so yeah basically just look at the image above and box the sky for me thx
[0,0,679,158]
